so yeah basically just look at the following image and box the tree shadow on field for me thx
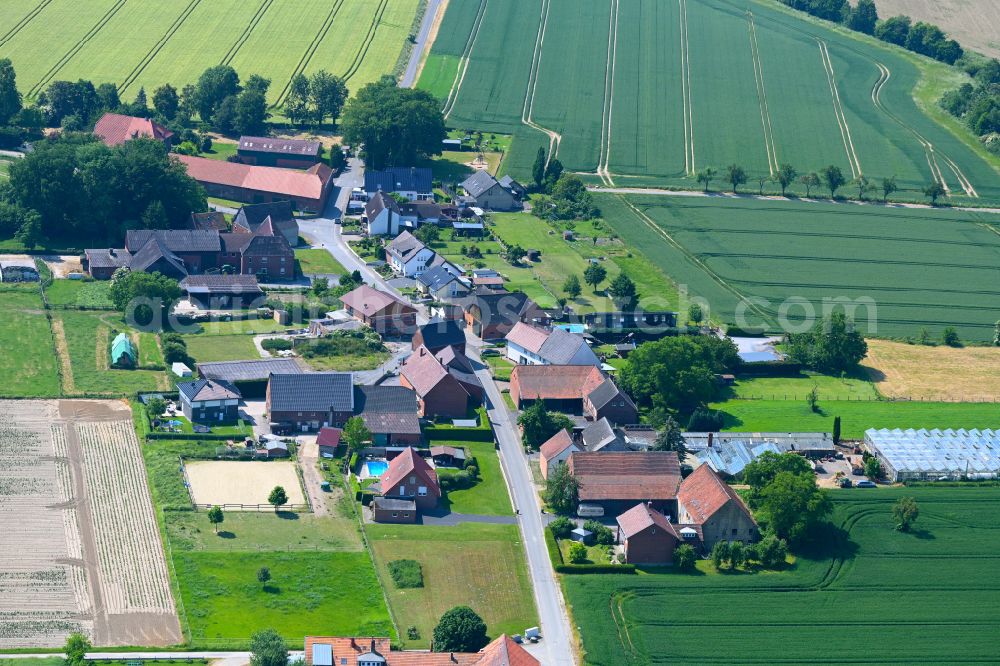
[276,511,300,520]
[262,584,281,594]
[793,521,860,563]
[910,527,935,540]
[217,531,236,539]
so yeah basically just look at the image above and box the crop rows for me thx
[77,419,174,614]
[116,0,203,96]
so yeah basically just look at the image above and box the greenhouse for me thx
[864,428,1000,482]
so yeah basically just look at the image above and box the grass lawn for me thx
[208,196,248,210]
[0,159,9,179]
[710,398,1000,440]
[298,331,390,371]
[302,352,389,372]
[201,142,238,161]
[728,372,878,401]
[558,540,611,564]
[192,319,298,335]
[419,151,503,183]
[150,413,251,438]
[44,279,113,308]
[184,334,261,363]
[366,523,537,649]
[295,249,347,276]
[0,660,63,666]
[437,440,512,516]
[166,511,361,553]
[486,355,514,381]
[139,332,165,367]
[0,287,61,397]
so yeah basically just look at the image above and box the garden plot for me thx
[185,460,306,509]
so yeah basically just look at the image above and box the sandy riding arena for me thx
[185,460,306,508]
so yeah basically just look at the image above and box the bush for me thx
[687,408,724,431]
[555,563,637,574]
[567,541,588,564]
[388,559,424,588]
[583,520,615,546]
[261,338,293,352]
[548,516,574,539]
[674,544,697,571]
[544,526,564,566]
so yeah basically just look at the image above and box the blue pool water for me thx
[554,324,586,334]
[364,460,389,477]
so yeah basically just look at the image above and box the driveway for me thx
[297,438,329,516]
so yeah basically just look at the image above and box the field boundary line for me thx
[597,0,620,186]
[678,0,694,174]
[441,0,489,119]
[0,0,53,48]
[520,0,562,163]
[816,39,861,178]
[747,10,777,175]
[220,0,274,68]
[342,0,391,83]
[271,0,347,108]
[117,0,202,95]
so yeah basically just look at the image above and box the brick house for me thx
[568,451,682,516]
[616,502,680,565]
[304,634,538,665]
[177,379,241,424]
[266,372,355,433]
[412,318,465,354]
[462,290,548,341]
[220,219,296,279]
[232,200,299,248]
[399,345,475,418]
[340,285,417,337]
[94,112,174,147]
[372,447,440,512]
[539,429,580,479]
[504,321,600,366]
[460,171,519,210]
[509,365,638,425]
[677,464,758,549]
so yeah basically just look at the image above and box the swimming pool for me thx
[363,460,389,477]
[554,324,586,334]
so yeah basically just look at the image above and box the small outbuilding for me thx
[171,362,193,377]
[110,333,137,369]
[570,526,593,544]
[429,445,466,467]
[317,426,342,458]
[371,497,417,524]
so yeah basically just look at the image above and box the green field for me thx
[564,487,1000,665]
[0,0,420,107]
[729,372,878,401]
[0,286,61,397]
[435,440,512,516]
[421,0,1000,202]
[295,248,347,276]
[44,279,114,308]
[598,193,1000,341]
[184,333,260,363]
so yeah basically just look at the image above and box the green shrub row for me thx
[555,563,636,574]
[146,432,245,442]
[545,527,563,567]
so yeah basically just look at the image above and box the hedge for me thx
[738,361,804,377]
[146,432,246,442]
[555,563,637,574]
[545,528,563,567]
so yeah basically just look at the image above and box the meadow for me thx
[598,193,1000,341]
[421,0,1000,202]
[295,249,347,276]
[563,487,1000,665]
[0,0,420,107]
[0,286,61,397]
[434,439,512,516]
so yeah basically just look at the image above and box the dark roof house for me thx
[412,318,466,354]
[232,201,299,247]
[364,167,433,196]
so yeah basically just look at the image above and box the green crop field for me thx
[0,286,61,397]
[597,193,1000,341]
[183,333,260,363]
[0,0,420,107]
[421,0,1000,202]
[564,487,1000,665]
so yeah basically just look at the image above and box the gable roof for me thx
[180,275,262,294]
[416,265,460,291]
[581,417,627,452]
[198,358,303,383]
[465,291,542,326]
[177,378,241,402]
[399,201,443,220]
[677,463,756,525]
[127,236,188,275]
[234,201,295,232]
[616,502,680,540]
[498,175,525,194]
[177,155,332,200]
[365,191,400,219]
[586,377,637,414]
[340,284,416,317]
[126,229,222,253]
[379,447,440,496]
[316,427,342,448]
[267,372,354,413]
[569,451,682,502]
[94,112,173,146]
[364,167,433,194]
[434,345,474,373]
[461,170,501,198]
[354,384,418,415]
[539,429,576,461]
[238,135,320,156]
[85,248,131,270]
[304,635,537,666]
[417,318,465,351]
[511,365,607,401]
[386,231,427,262]
[505,321,550,354]
[400,346,465,399]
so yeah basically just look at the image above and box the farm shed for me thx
[196,358,304,397]
[865,428,1000,482]
[172,362,192,377]
[0,259,40,282]
[684,432,833,476]
[111,333,137,368]
[317,427,342,458]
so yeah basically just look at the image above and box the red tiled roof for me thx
[616,502,679,540]
[568,451,682,501]
[94,112,173,146]
[474,635,539,666]
[304,637,392,665]
[380,447,440,497]
[511,365,605,401]
[539,429,575,462]
[305,636,537,666]
[400,346,461,398]
[316,427,342,448]
[505,321,550,354]
[340,284,415,318]
[677,463,756,525]
[176,155,332,200]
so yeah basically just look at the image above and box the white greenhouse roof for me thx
[865,428,1000,475]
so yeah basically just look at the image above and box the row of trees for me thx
[940,58,1000,148]
[561,266,637,307]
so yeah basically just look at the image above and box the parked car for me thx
[856,480,877,488]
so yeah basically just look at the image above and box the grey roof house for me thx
[460,171,520,210]
[177,379,242,423]
[232,201,299,248]
[364,167,433,200]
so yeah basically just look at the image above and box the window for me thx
[732,528,738,536]
[409,476,416,484]
[403,513,410,518]
[392,512,398,518]
[398,486,405,495]
[418,486,427,496]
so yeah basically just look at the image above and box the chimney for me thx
[708,432,714,448]
[419,347,426,356]
[370,638,376,653]
[350,638,356,649]
[450,654,457,664]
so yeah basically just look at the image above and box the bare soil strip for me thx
[51,317,77,394]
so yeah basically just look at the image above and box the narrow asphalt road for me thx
[400,0,444,88]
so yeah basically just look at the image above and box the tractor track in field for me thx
[272,0,347,108]
[342,0,390,83]
[520,0,561,165]
[27,0,129,99]
[817,38,862,179]
[678,0,694,175]
[220,0,274,68]
[0,0,53,48]
[442,0,488,119]
[597,0,620,186]
[117,0,202,95]
[747,10,778,176]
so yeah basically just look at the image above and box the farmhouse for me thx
[94,112,174,147]
[363,192,402,236]
[340,284,417,336]
[461,290,548,340]
[568,451,682,516]
[363,166,433,201]
[176,155,334,213]
[504,321,600,366]
[305,634,538,665]
[179,275,263,309]
[177,378,242,424]
[220,221,296,279]
[266,372,355,432]
[237,136,321,168]
[0,259,39,282]
[232,201,299,248]
[370,447,440,515]
[399,345,479,418]
[110,332,136,368]
[865,428,1000,481]
[616,502,680,565]
[197,358,303,396]
[539,429,580,479]
[677,464,758,549]
[509,365,638,425]
[412,318,465,354]
[460,170,519,210]
[385,231,436,277]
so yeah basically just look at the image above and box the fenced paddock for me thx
[184,460,306,509]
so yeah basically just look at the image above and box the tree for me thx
[845,0,878,34]
[0,59,21,126]
[414,223,440,244]
[711,540,730,569]
[432,606,489,653]
[153,84,179,120]
[14,210,42,249]
[892,497,919,532]
[775,163,797,196]
[758,471,832,543]
[532,147,546,188]
[881,175,898,202]
[141,200,169,230]
[687,407,723,431]
[853,175,873,200]
[145,397,166,421]
[875,15,911,46]
[518,401,573,448]
[234,89,269,135]
[268,486,288,509]
[652,416,687,463]
[548,516,574,538]
[799,172,820,197]
[833,415,842,445]
[583,263,607,292]
[688,303,703,325]
[196,65,240,121]
[309,70,349,126]
[64,632,91,666]
[207,505,224,534]
[40,80,98,126]
[923,180,946,205]
[504,244,526,265]
[864,456,881,480]
[584,519,615,545]
[942,326,961,347]
[567,541,588,564]
[994,320,1000,347]
[544,463,580,515]
[285,73,311,126]
[743,451,814,501]
[249,628,287,666]
[757,174,770,196]
[343,415,371,453]
[806,386,819,413]
[674,543,697,571]
[755,532,788,568]
[340,76,445,169]
[821,165,845,198]
[786,312,868,374]
[543,159,564,190]
[728,541,745,570]
[545,174,598,220]
[607,272,637,308]
[562,273,581,299]
[109,269,181,314]
[726,164,747,193]
[244,74,271,96]
[696,167,716,192]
